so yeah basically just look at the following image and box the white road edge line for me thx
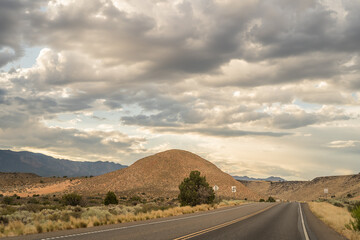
[40,203,257,240]
[299,202,310,240]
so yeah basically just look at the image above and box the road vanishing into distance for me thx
[5,202,347,240]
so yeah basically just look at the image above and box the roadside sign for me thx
[213,185,219,191]
[324,188,328,194]
[231,186,236,193]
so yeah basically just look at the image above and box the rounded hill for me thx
[72,149,258,200]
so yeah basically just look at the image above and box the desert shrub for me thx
[13,195,20,199]
[27,198,40,204]
[36,225,43,233]
[349,205,360,231]
[81,207,112,220]
[62,193,83,206]
[266,196,276,202]
[154,197,164,203]
[74,206,82,212]
[348,201,360,212]
[104,192,118,205]
[259,199,265,202]
[0,206,16,215]
[61,213,71,222]
[20,203,43,212]
[178,170,215,206]
[347,193,353,198]
[79,222,87,228]
[70,211,82,219]
[2,196,14,205]
[333,202,344,208]
[0,216,9,225]
[49,213,60,221]
[135,204,169,215]
[130,196,142,205]
[47,204,64,211]
[130,196,142,202]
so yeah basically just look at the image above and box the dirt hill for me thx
[71,149,259,200]
[240,174,360,201]
[0,172,74,197]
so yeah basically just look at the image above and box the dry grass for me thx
[0,200,245,237]
[308,202,360,240]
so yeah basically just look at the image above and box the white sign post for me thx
[213,185,219,191]
[231,186,236,199]
[324,188,328,198]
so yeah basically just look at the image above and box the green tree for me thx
[2,196,14,205]
[266,196,276,202]
[62,193,83,206]
[178,171,215,206]
[104,191,118,205]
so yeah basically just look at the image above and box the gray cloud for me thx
[0,0,360,178]
[148,127,290,138]
[0,0,45,67]
[0,114,145,162]
[0,89,6,104]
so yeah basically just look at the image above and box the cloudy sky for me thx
[1,0,359,180]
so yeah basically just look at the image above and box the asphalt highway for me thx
[4,202,347,240]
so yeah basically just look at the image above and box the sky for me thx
[0,0,359,180]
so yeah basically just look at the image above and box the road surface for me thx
[4,202,347,240]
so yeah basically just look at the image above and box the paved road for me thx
[4,202,347,240]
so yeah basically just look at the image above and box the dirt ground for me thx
[0,179,80,197]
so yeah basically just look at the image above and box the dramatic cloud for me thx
[1,0,360,179]
[0,0,46,67]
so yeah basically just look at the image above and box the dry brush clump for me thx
[308,202,360,240]
[0,200,245,237]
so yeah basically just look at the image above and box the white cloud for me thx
[1,0,360,178]
[327,140,360,148]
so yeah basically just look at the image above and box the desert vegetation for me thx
[104,191,119,205]
[308,201,360,240]
[0,192,245,237]
[347,202,360,232]
[178,170,215,206]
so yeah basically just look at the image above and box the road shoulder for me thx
[302,203,348,240]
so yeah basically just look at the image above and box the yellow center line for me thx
[173,203,278,240]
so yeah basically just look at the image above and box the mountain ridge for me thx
[0,149,127,177]
[233,175,286,182]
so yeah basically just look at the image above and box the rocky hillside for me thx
[0,150,127,177]
[240,174,360,201]
[72,149,259,200]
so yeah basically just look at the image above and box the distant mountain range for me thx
[0,150,127,177]
[233,175,286,182]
